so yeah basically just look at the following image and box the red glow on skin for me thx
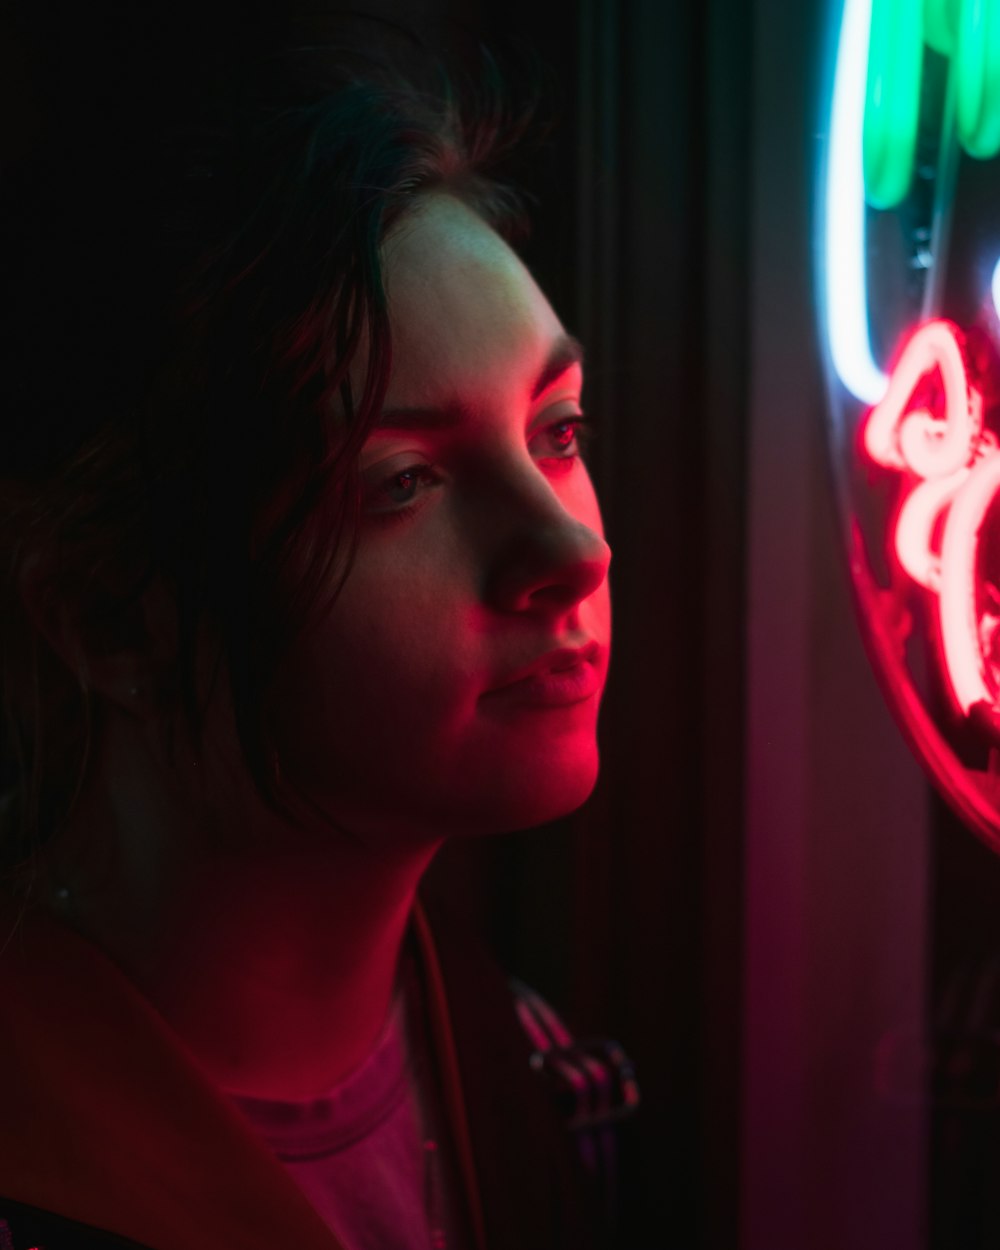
[480,642,602,709]
[271,193,613,846]
[860,318,1000,719]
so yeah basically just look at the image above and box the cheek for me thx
[589,577,613,640]
[265,487,611,838]
[266,560,474,789]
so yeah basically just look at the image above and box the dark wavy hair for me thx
[0,8,538,873]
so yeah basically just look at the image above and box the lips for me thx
[482,641,605,709]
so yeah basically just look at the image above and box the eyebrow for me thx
[373,334,585,432]
[530,334,585,400]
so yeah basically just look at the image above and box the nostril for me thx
[492,537,610,616]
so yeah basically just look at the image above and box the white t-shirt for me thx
[230,984,466,1250]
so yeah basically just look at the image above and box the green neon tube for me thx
[864,0,925,208]
[956,0,1000,158]
[925,0,959,54]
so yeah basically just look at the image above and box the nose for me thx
[485,505,612,618]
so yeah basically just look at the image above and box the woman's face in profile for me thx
[268,193,612,845]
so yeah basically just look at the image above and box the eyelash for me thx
[367,465,441,526]
[536,415,594,462]
[365,415,594,525]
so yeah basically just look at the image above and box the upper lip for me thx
[485,640,603,694]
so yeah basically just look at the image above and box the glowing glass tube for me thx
[925,0,960,54]
[956,0,1000,159]
[825,0,889,403]
[864,0,925,208]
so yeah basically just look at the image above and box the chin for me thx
[463,744,602,835]
[301,726,603,844]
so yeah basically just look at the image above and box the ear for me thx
[18,561,179,720]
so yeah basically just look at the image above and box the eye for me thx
[532,414,593,462]
[363,461,441,520]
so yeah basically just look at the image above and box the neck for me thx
[44,709,441,1101]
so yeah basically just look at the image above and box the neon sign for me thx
[818,0,1000,844]
[861,319,1000,727]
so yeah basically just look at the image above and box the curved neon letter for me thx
[941,453,1000,711]
[861,318,1000,718]
[896,472,968,590]
[863,319,982,475]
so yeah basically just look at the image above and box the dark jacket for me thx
[0,899,606,1250]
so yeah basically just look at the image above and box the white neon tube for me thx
[992,254,1000,321]
[824,0,889,404]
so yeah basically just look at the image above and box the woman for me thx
[0,9,615,1249]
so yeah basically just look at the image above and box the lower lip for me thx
[482,661,602,709]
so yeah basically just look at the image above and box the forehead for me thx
[380,193,568,408]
